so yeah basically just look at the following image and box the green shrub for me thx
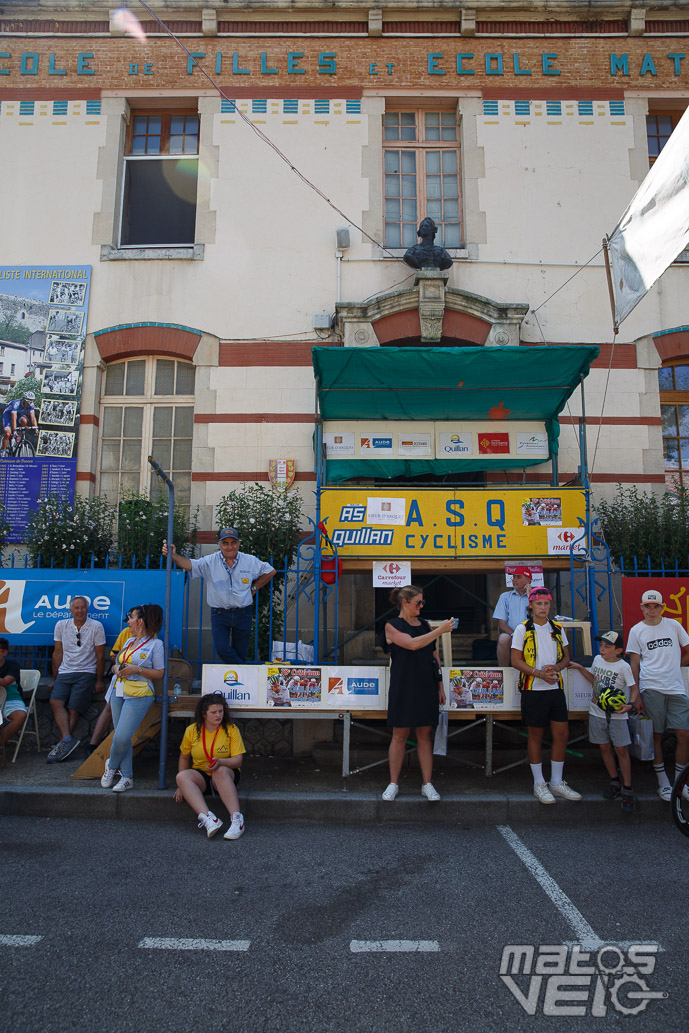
[596,482,689,568]
[117,491,198,569]
[26,494,114,567]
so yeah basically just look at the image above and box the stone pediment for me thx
[335,275,529,348]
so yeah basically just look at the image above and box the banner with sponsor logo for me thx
[202,665,261,706]
[323,420,549,463]
[319,488,587,560]
[621,576,689,637]
[323,666,385,709]
[0,569,185,648]
[0,265,91,541]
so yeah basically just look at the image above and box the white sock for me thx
[530,763,544,786]
[653,763,671,789]
[232,811,242,819]
[551,761,564,785]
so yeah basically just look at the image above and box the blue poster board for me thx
[0,264,91,541]
[0,569,185,649]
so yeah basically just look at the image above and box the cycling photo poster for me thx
[0,265,91,541]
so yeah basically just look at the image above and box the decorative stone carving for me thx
[415,268,450,343]
[344,321,375,348]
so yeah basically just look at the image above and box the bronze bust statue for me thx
[403,217,453,270]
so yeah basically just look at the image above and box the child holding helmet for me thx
[569,631,641,814]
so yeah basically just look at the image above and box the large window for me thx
[659,363,689,489]
[99,357,195,509]
[120,111,199,247]
[646,110,683,166]
[383,109,461,249]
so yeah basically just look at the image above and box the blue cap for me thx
[218,528,240,542]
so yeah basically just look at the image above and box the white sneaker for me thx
[224,813,245,840]
[658,785,672,802]
[381,782,399,801]
[198,811,223,838]
[421,782,441,801]
[100,763,118,789]
[534,781,556,804]
[112,775,134,793]
[549,780,582,802]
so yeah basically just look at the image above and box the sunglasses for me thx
[75,630,81,647]
[412,599,425,607]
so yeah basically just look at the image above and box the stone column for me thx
[415,268,450,343]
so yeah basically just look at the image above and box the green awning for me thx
[312,345,599,482]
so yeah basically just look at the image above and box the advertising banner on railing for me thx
[0,569,185,648]
[319,488,587,560]
[622,576,689,637]
[0,265,91,541]
[202,665,261,706]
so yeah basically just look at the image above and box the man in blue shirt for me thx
[163,528,275,663]
[493,566,532,666]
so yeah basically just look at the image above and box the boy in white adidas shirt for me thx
[626,589,689,801]
[569,630,641,814]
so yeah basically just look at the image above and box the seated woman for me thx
[0,637,27,751]
[173,692,246,840]
[100,604,164,793]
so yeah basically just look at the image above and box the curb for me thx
[0,785,669,825]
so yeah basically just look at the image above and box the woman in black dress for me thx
[383,585,456,802]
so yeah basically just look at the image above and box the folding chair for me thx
[0,686,6,768]
[10,669,41,763]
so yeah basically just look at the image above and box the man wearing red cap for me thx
[493,567,532,666]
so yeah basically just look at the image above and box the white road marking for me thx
[0,935,43,946]
[498,825,605,950]
[350,940,440,953]
[138,937,250,951]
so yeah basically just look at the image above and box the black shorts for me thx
[200,768,241,794]
[521,688,568,728]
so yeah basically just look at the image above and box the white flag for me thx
[608,106,689,326]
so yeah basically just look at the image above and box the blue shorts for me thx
[50,672,96,715]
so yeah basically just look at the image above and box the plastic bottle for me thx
[173,680,181,697]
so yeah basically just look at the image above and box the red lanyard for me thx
[202,725,220,766]
[120,636,152,667]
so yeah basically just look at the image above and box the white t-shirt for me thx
[54,617,106,674]
[626,617,689,695]
[588,655,636,720]
[512,620,569,692]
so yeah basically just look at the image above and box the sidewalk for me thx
[0,740,674,826]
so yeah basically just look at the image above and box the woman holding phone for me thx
[381,585,455,802]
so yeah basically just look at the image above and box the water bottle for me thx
[173,680,181,698]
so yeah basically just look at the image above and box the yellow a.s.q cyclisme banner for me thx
[319,488,587,559]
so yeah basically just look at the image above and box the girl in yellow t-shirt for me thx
[174,692,246,841]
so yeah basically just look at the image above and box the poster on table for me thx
[447,668,505,710]
[322,666,386,709]
[567,667,593,711]
[202,665,261,707]
[266,665,323,708]
[0,265,90,541]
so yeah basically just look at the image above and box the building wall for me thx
[2,4,688,533]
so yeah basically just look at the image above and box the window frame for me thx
[646,108,684,166]
[118,109,200,249]
[382,104,462,251]
[659,361,689,490]
[97,356,196,511]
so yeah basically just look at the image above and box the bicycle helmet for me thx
[598,686,628,712]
